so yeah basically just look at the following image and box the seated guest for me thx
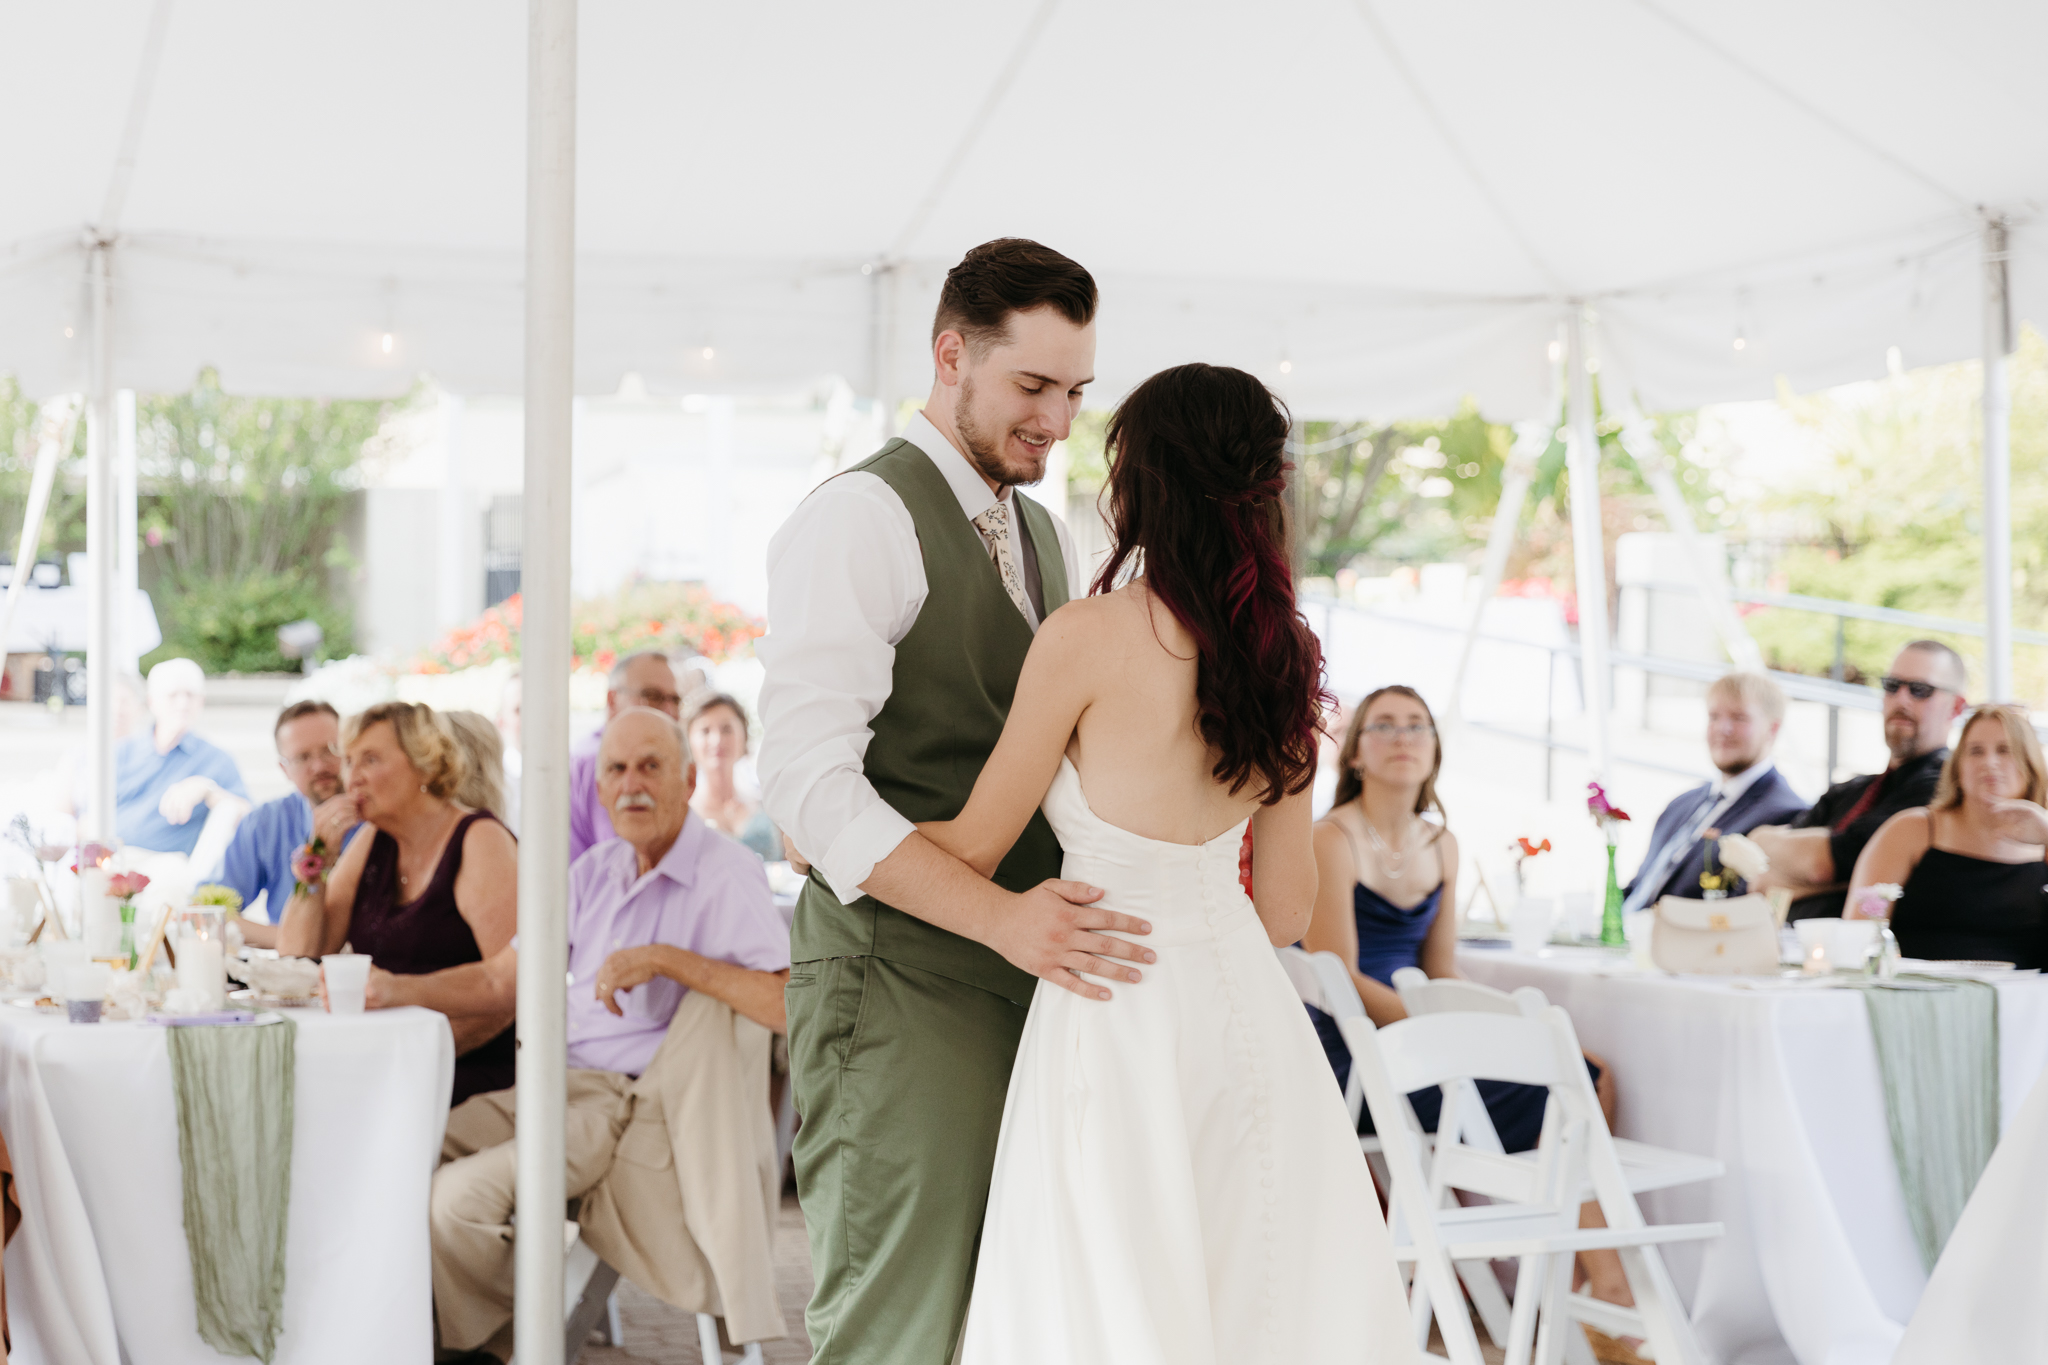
[1848,703,2048,969]
[360,708,789,1362]
[444,710,509,820]
[570,651,685,863]
[1622,671,1806,912]
[114,658,251,858]
[1749,641,1966,919]
[217,700,361,949]
[276,701,518,1105]
[684,691,784,861]
[1303,684,1634,1320]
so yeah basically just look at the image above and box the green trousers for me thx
[786,955,1028,1365]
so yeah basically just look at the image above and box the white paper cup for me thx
[1510,896,1556,955]
[322,954,371,1014]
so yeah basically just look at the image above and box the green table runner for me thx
[1857,977,1998,1270]
[165,1016,296,1363]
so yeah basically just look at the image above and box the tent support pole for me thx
[1982,214,2014,701]
[117,390,139,670]
[1564,309,1612,783]
[1447,381,1559,722]
[516,2,576,1362]
[1615,411,1763,673]
[85,245,117,841]
[1,396,81,664]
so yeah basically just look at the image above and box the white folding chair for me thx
[1345,1005,1722,1365]
[1391,968,1725,1200]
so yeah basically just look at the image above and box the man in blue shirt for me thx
[218,699,361,941]
[115,658,251,858]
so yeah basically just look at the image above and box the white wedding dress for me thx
[959,757,1416,1364]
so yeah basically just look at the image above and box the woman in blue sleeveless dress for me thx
[1303,685,1640,1343]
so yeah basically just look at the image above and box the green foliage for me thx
[143,570,354,675]
[1744,327,2048,699]
[135,369,388,672]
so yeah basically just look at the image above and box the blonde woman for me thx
[1849,703,2048,968]
[278,701,519,1103]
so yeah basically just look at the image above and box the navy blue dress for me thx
[1308,877,1565,1153]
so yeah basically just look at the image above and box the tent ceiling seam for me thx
[1631,0,1969,212]
[1347,0,1566,296]
[95,0,178,237]
[885,0,1063,262]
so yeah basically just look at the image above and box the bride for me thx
[921,363,1415,1363]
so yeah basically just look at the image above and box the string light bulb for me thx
[380,332,394,355]
[1546,339,1562,363]
[63,326,73,339]
[1279,359,1293,375]
[701,346,716,360]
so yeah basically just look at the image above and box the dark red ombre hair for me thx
[1091,363,1332,804]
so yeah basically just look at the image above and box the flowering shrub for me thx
[412,581,764,674]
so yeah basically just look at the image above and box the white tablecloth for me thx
[1894,1064,2048,1362]
[0,1006,455,1364]
[1456,946,2048,1365]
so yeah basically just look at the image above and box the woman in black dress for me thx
[277,701,519,1103]
[1849,703,2048,969]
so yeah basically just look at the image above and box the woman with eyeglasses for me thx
[1303,684,1640,1348]
[1846,703,2048,968]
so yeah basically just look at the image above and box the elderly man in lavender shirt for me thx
[368,707,788,1362]
[568,650,711,863]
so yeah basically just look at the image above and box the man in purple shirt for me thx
[568,650,701,863]
[388,706,788,1362]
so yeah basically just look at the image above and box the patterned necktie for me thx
[1623,785,1724,914]
[971,501,1033,622]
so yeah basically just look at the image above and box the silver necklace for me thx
[1360,813,1409,876]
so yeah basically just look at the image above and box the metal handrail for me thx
[1303,593,1883,710]
[1643,580,2048,649]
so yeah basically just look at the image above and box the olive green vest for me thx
[790,438,1070,1004]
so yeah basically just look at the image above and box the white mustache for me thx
[613,792,657,813]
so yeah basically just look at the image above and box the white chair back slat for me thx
[1370,1011,1562,1096]
[1309,951,1366,1020]
[1274,945,1324,1011]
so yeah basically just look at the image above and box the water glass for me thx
[1510,896,1555,955]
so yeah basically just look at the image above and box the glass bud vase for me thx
[1600,845,1626,946]
[118,901,137,970]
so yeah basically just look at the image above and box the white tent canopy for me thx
[5,0,2046,417]
[9,7,2048,1360]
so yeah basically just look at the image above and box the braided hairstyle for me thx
[1092,363,1331,804]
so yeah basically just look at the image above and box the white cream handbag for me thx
[1651,893,1780,975]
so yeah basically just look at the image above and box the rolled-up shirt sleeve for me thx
[757,472,925,904]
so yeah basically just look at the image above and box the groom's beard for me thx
[955,373,1048,490]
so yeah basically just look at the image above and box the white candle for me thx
[79,869,121,958]
[177,937,227,1010]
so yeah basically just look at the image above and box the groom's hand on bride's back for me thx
[988,879,1155,1003]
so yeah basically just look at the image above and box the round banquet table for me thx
[1455,944,2048,1365]
[0,1004,454,1364]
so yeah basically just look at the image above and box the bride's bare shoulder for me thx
[1040,582,1185,659]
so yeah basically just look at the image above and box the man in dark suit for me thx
[1747,640,1967,920]
[1624,671,1808,912]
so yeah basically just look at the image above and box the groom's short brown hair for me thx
[933,238,1097,356]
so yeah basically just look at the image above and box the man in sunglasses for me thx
[1748,640,1968,919]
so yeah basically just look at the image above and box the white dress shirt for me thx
[757,412,1082,905]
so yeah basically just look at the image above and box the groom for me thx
[759,239,1154,1364]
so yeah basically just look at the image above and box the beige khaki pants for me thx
[431,1070,634,1354]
